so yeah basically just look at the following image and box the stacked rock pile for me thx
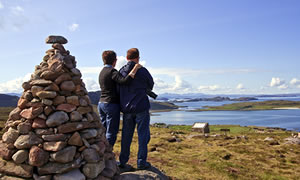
[0,36,119,180]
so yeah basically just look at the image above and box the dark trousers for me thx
[119,110,150,166]
[98,102,120,147]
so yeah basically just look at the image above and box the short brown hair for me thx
[102,50,117,65]
[127,48,139,60]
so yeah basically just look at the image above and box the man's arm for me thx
[111,69,133,85]
[143,68,154,90]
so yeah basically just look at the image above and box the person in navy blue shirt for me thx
[98,50,141,148]
[118,48,154,170]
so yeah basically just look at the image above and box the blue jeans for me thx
[119,110,150,166]
[98,102,120,147]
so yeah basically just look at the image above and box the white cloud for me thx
[172,75,192,92]
[278,84,288,90]
[236,83,244,90]
[82,77,99,92]
[152,76,192,94]
[69,23,79,32]
[270,77,285,87]
[198,85,220,91]
[0,1,4,9]
[290,78,300,86]
[11,6,24,15]
[0,73,31,93]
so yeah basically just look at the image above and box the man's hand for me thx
[129,64,142,78]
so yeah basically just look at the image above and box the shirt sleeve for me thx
[143,68,154,90]
[111,68,133,85]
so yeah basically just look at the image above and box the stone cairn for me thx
[0,36,119,180]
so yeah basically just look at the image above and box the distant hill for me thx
[0,94,19,107]
[87,91,178,111]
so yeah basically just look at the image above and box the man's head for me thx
[102,50,117,67]
[127,48,139,63]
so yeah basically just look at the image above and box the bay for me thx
[151,98,300,131]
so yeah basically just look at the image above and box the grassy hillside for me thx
[192,100,300,111]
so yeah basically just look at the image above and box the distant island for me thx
[191,100,300,111]
[171,96,258,103]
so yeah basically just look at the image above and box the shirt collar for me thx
[104,64,113,68]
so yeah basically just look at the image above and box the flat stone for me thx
[30,79,53,86]
[48,59,64,72]
[46,111,69,127]
[0,141,16,160]
[40,70,60,80]
[29,146,49,167]
[70,111,82,121]
[33,174,52,180]
[58,122,101,134]
[72,76,82,85]
[38,113,47,119]
[68,132,83,146]
[20,108,34,120]
[0,158,33,178]
[32,118,47,129]
[71,68,82,77]
[23,91,33,101]
[62,55,75,69]
[42,99,53,106]
[54,73,72,85]
[44,83,60,92]
[56,103,77,113]
[83,161,105,179]
[45,35,68,44]
[43,141,67,152]
[17,122,32,134]
[50,146,76,163]
[35,128,53,135]
[66,96,79,106]
[82,148,100,163]
[42,134,67,142]
[284,137,300,145]
[22,81,32,91]
[100,160,117,178]
[53,96,66,105]
[8,107,22,120]
[120,169,169,180]
[92,141,106,156]
[12,150,28,164]
[60,81,75,92]
[53,169,85,180]
[14,133,43,149]
[80,129,98,139]
[52,43,66,52]
[77,106,92,114]
[44,106,54,116]
[37,158,82,175]
[17,98,28,109]
[86,113,94,122]
[20,107,43,120]
[27,101,43,108]
[37,91,57,99]
[2,127,19,144]
[31,86,44,97]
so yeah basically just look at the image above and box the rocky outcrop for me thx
[0,35,119,179]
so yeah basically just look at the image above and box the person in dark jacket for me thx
[118,48,154,170]
[98,50,141,147]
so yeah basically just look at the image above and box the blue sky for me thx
[0,0,299,94]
